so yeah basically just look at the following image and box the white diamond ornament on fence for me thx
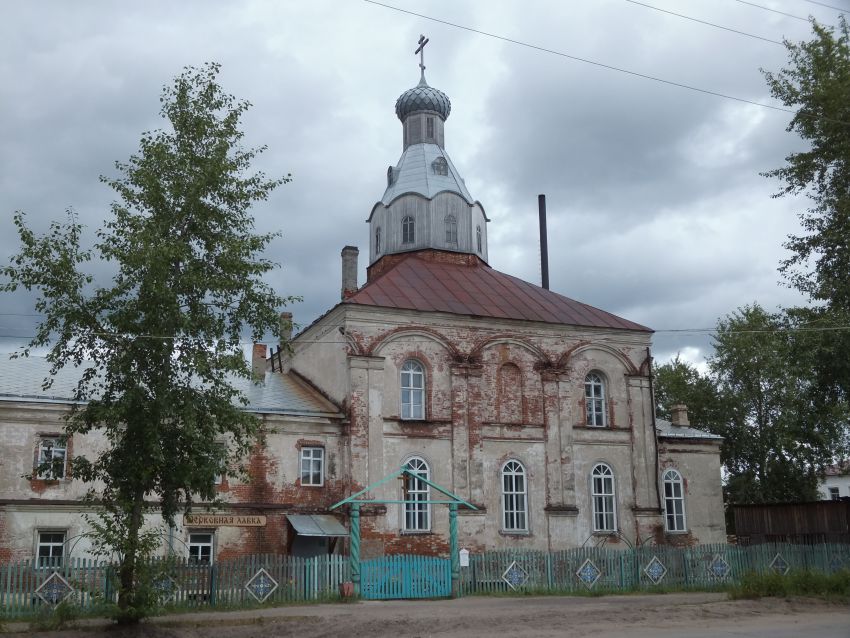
[644,556,667,585]
[708,554,730,579]
[769,553,790,575]
[35,571,75,606]
[245,568,278,603]
[501,561,529,590]
[575,558,601,589]
[152,574,180,604]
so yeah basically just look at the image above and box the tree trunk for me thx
[116,492,145,624]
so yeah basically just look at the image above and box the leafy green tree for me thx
[2,63,293,622]
[709,304,845,503]
[763,17,850,311]
[653,354,725,430]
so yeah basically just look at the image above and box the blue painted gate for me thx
[361,554,451,599]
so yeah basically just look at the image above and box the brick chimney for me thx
[670,404,690,427]
[251,343,268,379]
[279,311,293,347]
[341,246,359,300]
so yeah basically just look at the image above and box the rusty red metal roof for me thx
[345,252,651,332]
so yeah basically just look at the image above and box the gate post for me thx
[351,503,361,596]
[449,503,459,597]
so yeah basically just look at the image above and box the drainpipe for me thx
[646,347,662,514]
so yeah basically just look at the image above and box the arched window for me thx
[445,214,458,245]
[585,372,606,427]
[387,165,395,187]
[432,157,448,176]
[401,360,424,420]
[404,457,430,531]
[502,460,528,532]
[476,225,482,253]
[375,227,381,255]
[662,469,686,532]
[591,463,616,532]
[402,216,415,244]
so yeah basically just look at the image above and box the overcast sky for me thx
[2,0,845,369]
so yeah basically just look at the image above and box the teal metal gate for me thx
[361,555,451,599]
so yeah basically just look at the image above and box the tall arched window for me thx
[502,460,528,532]
[591,463,616,532]
[404,457,430,531]
[476,225,482,253]
[402,216,415,244]
[662,469,686,532]
[401,360,424,420]
[445,214,458,245]
[375,226,381,255]
[585,372,606,427]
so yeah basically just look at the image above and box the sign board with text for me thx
[183,514,266,527]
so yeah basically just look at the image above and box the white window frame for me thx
[445,214,458,244]
[402,215,415,244]
[591,463,617,532]
[300,447,325,487]
[501,460,528,533]
[403,457,431,532]
[400,360,425,420]
[662,469,687,532]
[828,486,840,501]
[37,437,67,479]
[37,531,66,569]
[585,372,607,427]
[188,532,214,564]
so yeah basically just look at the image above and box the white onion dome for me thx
[395,75,451,121]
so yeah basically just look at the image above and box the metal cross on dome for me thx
[415,34,429,77]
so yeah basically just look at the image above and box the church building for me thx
[0,49,725,566]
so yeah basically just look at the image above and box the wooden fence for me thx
[2,543,849,617]
[0,554,348,618]
[458,543,850,595]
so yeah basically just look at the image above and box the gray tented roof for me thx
[395,76,451,121]
[656,419,722,440]
[0,356,341,418]
[381,143,473,205]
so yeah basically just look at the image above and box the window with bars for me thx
[300,447,324,486]
[402,216,415,244]
[37,531,65,568]
[401,360,425,420]
[501,460,528,532]
[188,532,214,564]
[662,469,686,532]
[585,373,607,427]
[445,214,457,244]
[37,437,67,479]
[403,457,430,532]
[591,463,616,532]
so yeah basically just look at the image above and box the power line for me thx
[362,1,801,117]
[624,0,784,45]
[804,0,848,14]
[735,0,810,22]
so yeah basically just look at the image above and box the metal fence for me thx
[459,543,850,595]
[0,553,348,618]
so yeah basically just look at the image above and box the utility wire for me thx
[735,0,810,22]
[624,0,784,45]
[804,0,848,14]
[362,0,850,126]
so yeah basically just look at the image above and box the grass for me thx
[728,569,850,601]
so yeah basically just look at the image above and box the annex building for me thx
[0,57,725,567]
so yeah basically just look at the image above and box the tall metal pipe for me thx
[538,194,550,290]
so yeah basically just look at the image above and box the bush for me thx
[730,569,850,600]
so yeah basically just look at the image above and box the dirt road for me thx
[6,593,849,638]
